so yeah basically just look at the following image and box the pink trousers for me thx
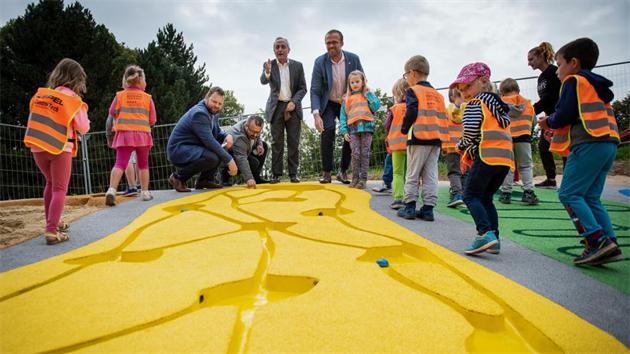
[33,151,72,234]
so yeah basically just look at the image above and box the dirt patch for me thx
[0,194,136,250]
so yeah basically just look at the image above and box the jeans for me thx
[382,153,393,187]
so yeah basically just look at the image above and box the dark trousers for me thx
[463,156,510,235]
[538,130,556,179]
[174,149,220,183]
[321,100,351,173]
[223,141,269,182]
[271,102,301,176]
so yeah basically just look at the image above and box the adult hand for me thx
[246,179,257,189]
[227,159,238,176]
[344,133,351,143]
[257,144,265,156]
[314,113,324,132]
[224,134,234,149]
[286,101,296,112]
[265,59,271,75]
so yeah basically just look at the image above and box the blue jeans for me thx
[382,153,393,187]
[463,157,510,235]
[558,142,617,239]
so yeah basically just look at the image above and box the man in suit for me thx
[310,29,364,184]
[261,37,308,184]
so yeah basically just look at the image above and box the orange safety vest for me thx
[550,75,620,157]
[410,85,449,142]
[443,104,465,149]
[386,103,408,152]
[343,93,374,125]
[502,94,534,137]
[113,90,152,133]
[461,98,514,170]
[23,88,88,157]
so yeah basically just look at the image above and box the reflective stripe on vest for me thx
[23,87,87,156]
[461,99,514,170]
[386,103,408,151]
[344,94,374,125]
[410,86,449,142]
[113,90,152,133]
[550,75,620,156]
[502,94,534,137]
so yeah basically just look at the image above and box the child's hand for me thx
[344,133,351,142]
[538,116,550,130]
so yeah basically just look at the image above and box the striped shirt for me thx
[456,92,510,159]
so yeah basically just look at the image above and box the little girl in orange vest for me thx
[23,58,90,245]
[105,65,157,205]
[339,70,382,189]
[385,78,410,209]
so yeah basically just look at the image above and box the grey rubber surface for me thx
[1,182,628,348]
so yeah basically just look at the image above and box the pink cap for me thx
[449,62,491,89]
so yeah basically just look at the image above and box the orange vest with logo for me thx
[502,94,534,137]
[410,85,449,142]
[344,93,374,125]
[461,99,514,170]
[443,105,464,149]
[550,75,620,157]
[24,88,88,157]
[386,103,408,152]
[113,90,152,133]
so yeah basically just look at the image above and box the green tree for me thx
[370,88,394,170]
[218,90,245,126]
[613,93,629,132]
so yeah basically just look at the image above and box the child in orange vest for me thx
[444,89,467,208]
[105,65,157,205]
[497,78,540,205]
[451,62,514,255]
[23,58,90,245]
[539,38,622,266]
[385,78,410,209]
[339,70,382,189]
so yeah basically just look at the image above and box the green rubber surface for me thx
[435,187,630,295]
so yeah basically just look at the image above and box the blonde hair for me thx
[499,78,520,95]
[529,42,555,65]
[47,58,87,95]
[470,76,493,93]
[392,78,410,103]
[122,65,145,88]
[345,70,368,98]
[404,55,430,77]
[448,88,461,103]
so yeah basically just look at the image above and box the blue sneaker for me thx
[415,207,434,221]
[486,237,501,254]
[464,231,499,255]
[397,204,416,220]
[447,194,464,208]
[122,186,138,197]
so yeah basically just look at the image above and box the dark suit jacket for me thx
[260,59,307,123]
[310,50,363,114]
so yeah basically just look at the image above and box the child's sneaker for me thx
[372,183,392,195]
[447,194,464,208]
[574,236,618,265]
[521,190,540,205]
[588,248,625,266]
[390,200,405,210]
[397,203,416,220]
[486,237,501,254]
[415,207,434,221]
[535,178,557,190]
[141,191,154,201]
[349,180,358,188]
[498,192,511,204]
[122,186,138,197]
[355,180,367,189]
[105,187,117,206]
[464,231,499,255]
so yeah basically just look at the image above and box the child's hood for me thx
[578,70,614,103]
[503,95,528,119]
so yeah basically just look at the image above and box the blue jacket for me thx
[310,50,364,114]
[167,100,232,165]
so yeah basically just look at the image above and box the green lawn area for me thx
[434,187,630,295]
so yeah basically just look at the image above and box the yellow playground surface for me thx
[0,184,627,353]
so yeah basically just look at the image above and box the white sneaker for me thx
[141,191,153,201]
[105,187,117,206]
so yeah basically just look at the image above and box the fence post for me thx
[81,134,92,195]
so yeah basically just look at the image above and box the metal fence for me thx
[1,62,628,201]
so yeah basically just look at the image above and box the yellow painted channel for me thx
[0,184,627,354]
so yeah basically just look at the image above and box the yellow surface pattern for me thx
[0,184,628,353]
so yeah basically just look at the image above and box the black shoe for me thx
[336,172,350,184]
[535,178,557,190]
[255,177,270,184]
[319,172,332,184]
[574,237,618,265]
[218,171,232,187]
[270,175,281,184]
[290,174,300,183]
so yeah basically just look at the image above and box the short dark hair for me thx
[556,38,599,71]
[247,115,264,127]
[326,29,343,42]
[206,86,225,97]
